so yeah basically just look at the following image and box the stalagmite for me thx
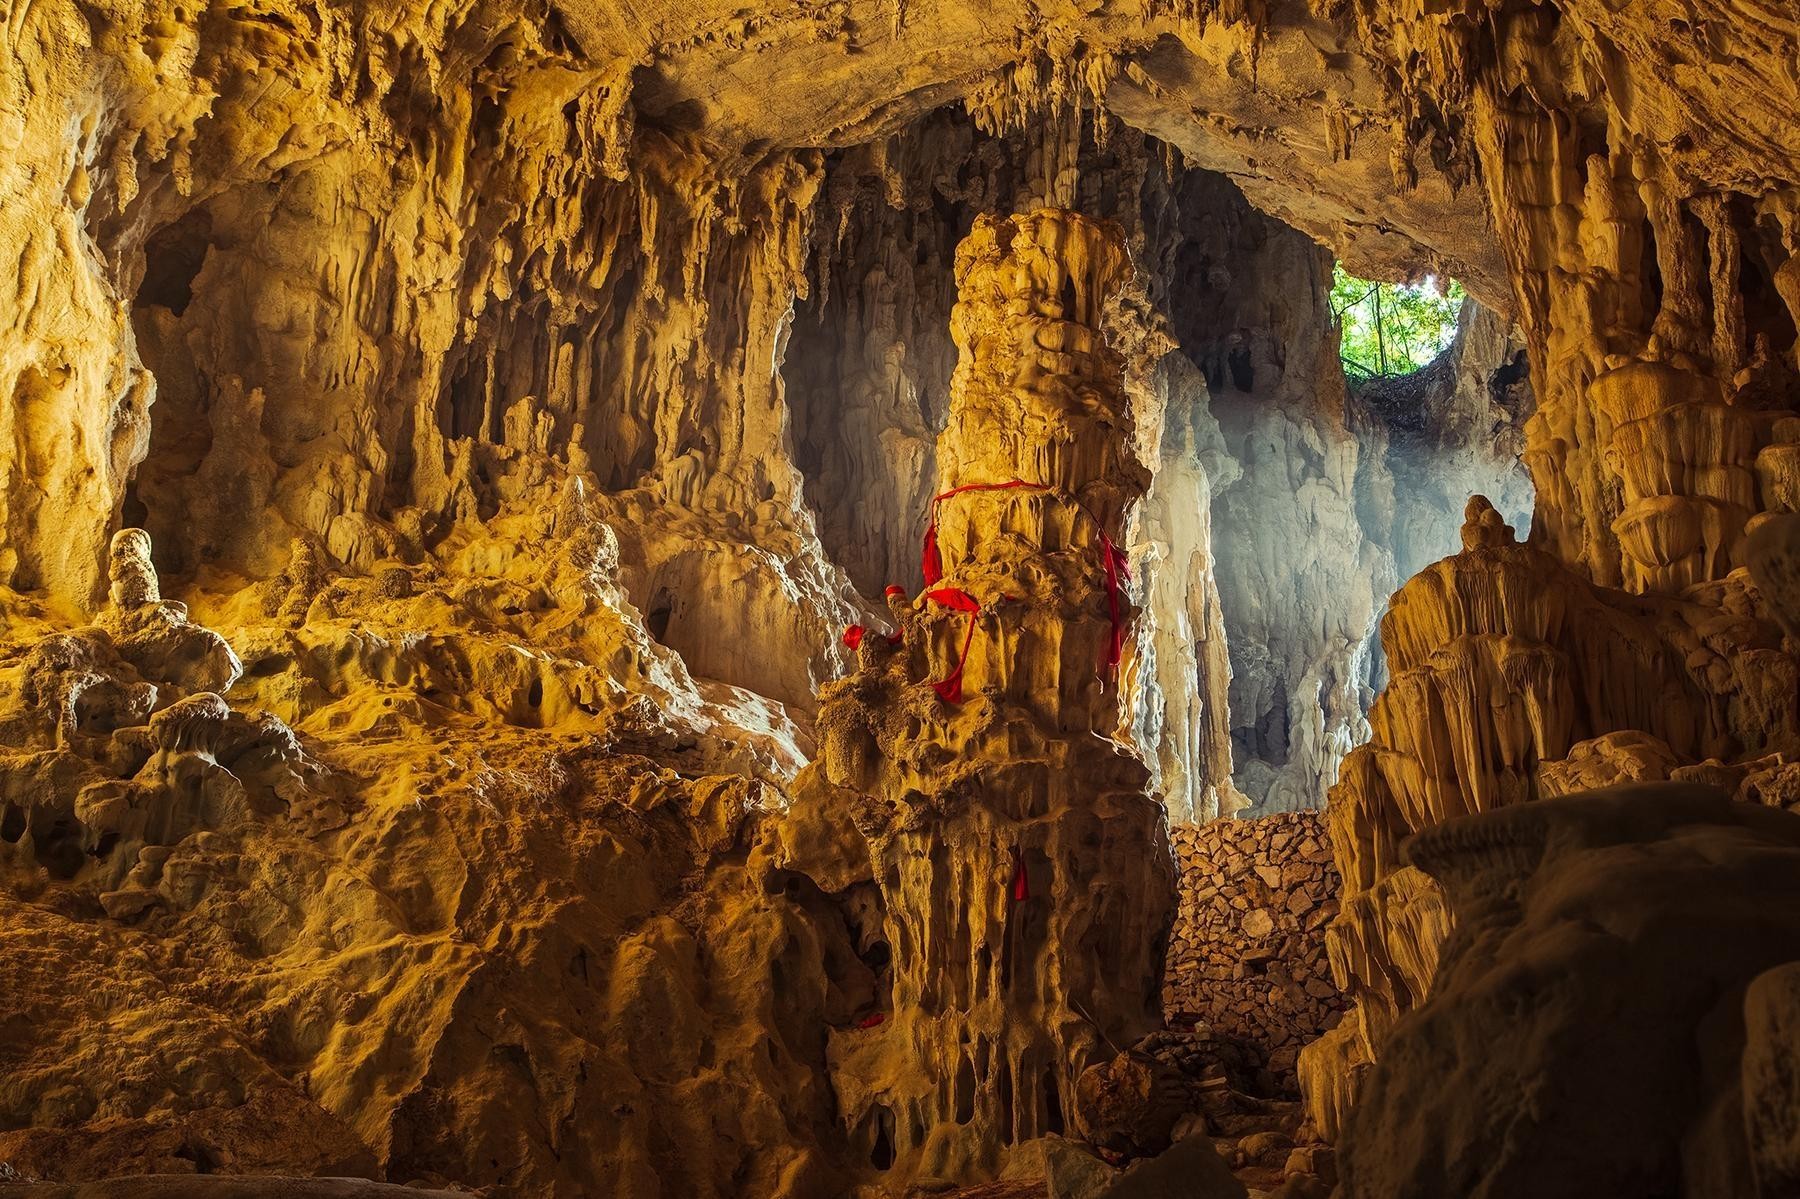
[783,208,1176,1185]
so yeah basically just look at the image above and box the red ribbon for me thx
[868,480,1129,705]
[1008,847,1031,902]
[922,525,944,586]
[922,479,1052,588]
[1095,527,1131,676]
[922,479,1130,679]
[924,586,982,703]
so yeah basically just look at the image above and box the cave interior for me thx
[2,2,1800,1198]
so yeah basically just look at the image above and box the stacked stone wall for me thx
[1163,810,1347,1083]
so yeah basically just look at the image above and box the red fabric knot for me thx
[842,625,866,650]
[924,587,981,613]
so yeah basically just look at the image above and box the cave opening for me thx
[868,1106,896,1171]
[137,209,213,318]
[786,112,1535,823]
[644,590,674,643]
[1331,263,1468,381]
[1041,1068,1065,1137]
[126,206,223,581]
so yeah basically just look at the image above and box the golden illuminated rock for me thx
[0,0,1798,1195]
[781,208,1176,1186]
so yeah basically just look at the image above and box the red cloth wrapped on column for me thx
[924,586,981,703]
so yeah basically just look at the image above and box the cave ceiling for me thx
[542,0,1799,310]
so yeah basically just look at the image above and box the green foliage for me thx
[1331,263,1467,377]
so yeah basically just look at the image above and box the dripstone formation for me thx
[782,209,1176,1186]
[6,1,1800,1197]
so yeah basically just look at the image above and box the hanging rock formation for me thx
[781,207,1176,1186]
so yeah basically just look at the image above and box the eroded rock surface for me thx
[4,0,1800,1196]
[0,519,862,1195]
[1339,784,1800,1199]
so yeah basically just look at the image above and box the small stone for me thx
[1238,1130,1293,1163]
[1283,1145,1337,1186]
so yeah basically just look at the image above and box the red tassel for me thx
[843,625,866,650]
[921,522,944,585]
[1009,848,1031,902]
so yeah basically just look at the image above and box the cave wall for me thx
[1153,169,1535,816]
[1296,0,1800,1150]
[1156,168,1397,815]
[4,0,863,717]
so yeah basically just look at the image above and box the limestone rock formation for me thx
[781,208,1176,1187]
[789,125,1531,825]
[0,519,862,1195]
[4,0,1800,1196]
[1305,494,1800,1135]
[1338,784,1800,1199]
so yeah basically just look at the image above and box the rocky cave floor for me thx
[935,1098,1333,1199]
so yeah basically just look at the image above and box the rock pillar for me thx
[791,210,1176,1184]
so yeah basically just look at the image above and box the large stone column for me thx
[786,209,1176,1186]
